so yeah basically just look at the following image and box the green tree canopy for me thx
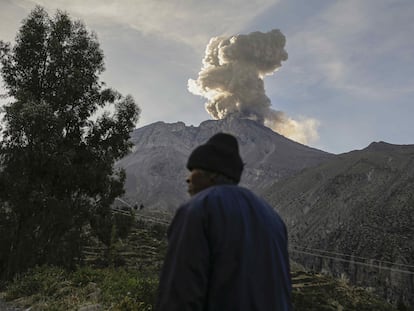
[0,6,140,278]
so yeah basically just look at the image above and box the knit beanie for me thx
[187,133,244,183]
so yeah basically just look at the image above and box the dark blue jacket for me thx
[156,185,292,311]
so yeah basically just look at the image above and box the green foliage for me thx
[5,266,67,300]
[99,268,158,308]
[0,6,140,279]
[97,208,135,250]
[3,266,157,310]
[0,206,14,275]
[113,296,152,311]
[71,266,158,308]
[0,218,399,311]
[114,210,135,240]
[71,266,105,287]
[2,265,400,311]
[291,271,397,311]
[82,215,168,272]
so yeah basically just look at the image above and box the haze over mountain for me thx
[265,141,414,307]
[117,116,333,211]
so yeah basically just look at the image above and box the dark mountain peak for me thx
[365,141,399,151]
[364,141,414,153]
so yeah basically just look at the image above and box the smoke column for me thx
[188,29,319,145]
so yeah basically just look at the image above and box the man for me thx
[156,133,292,311]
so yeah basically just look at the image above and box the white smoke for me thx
[188,29,319,145]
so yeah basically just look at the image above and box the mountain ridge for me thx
[117,117,333,211]
[264,142,414,307]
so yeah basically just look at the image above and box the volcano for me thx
[116,116,334,211]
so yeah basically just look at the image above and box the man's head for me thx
[186,133,244,196]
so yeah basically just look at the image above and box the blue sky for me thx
[1,0,413,154]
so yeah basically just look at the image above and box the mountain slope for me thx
[265,141,414,307]
[117,116,333,211]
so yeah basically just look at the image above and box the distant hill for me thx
[265,141,414,308]
[117,116,333,211]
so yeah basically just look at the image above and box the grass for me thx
[3,265,157,310]
[1,265,399,311]
[0,219,401,310]
[291,270,398,311]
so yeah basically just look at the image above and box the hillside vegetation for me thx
[0,215,399,310]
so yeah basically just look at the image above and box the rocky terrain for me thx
[117,116,333,211]
[265,141,414,308]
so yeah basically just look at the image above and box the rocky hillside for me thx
[265,141,414,308]
[117,116,333,211]
[0,218,398,311]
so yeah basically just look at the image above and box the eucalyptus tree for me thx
[0,7,140,277]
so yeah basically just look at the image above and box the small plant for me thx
[99,268,158,308]
[5,265,67,300]
[113,296,152,311]
[71,266,104,287]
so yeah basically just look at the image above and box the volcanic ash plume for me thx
[188,29,319,144]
